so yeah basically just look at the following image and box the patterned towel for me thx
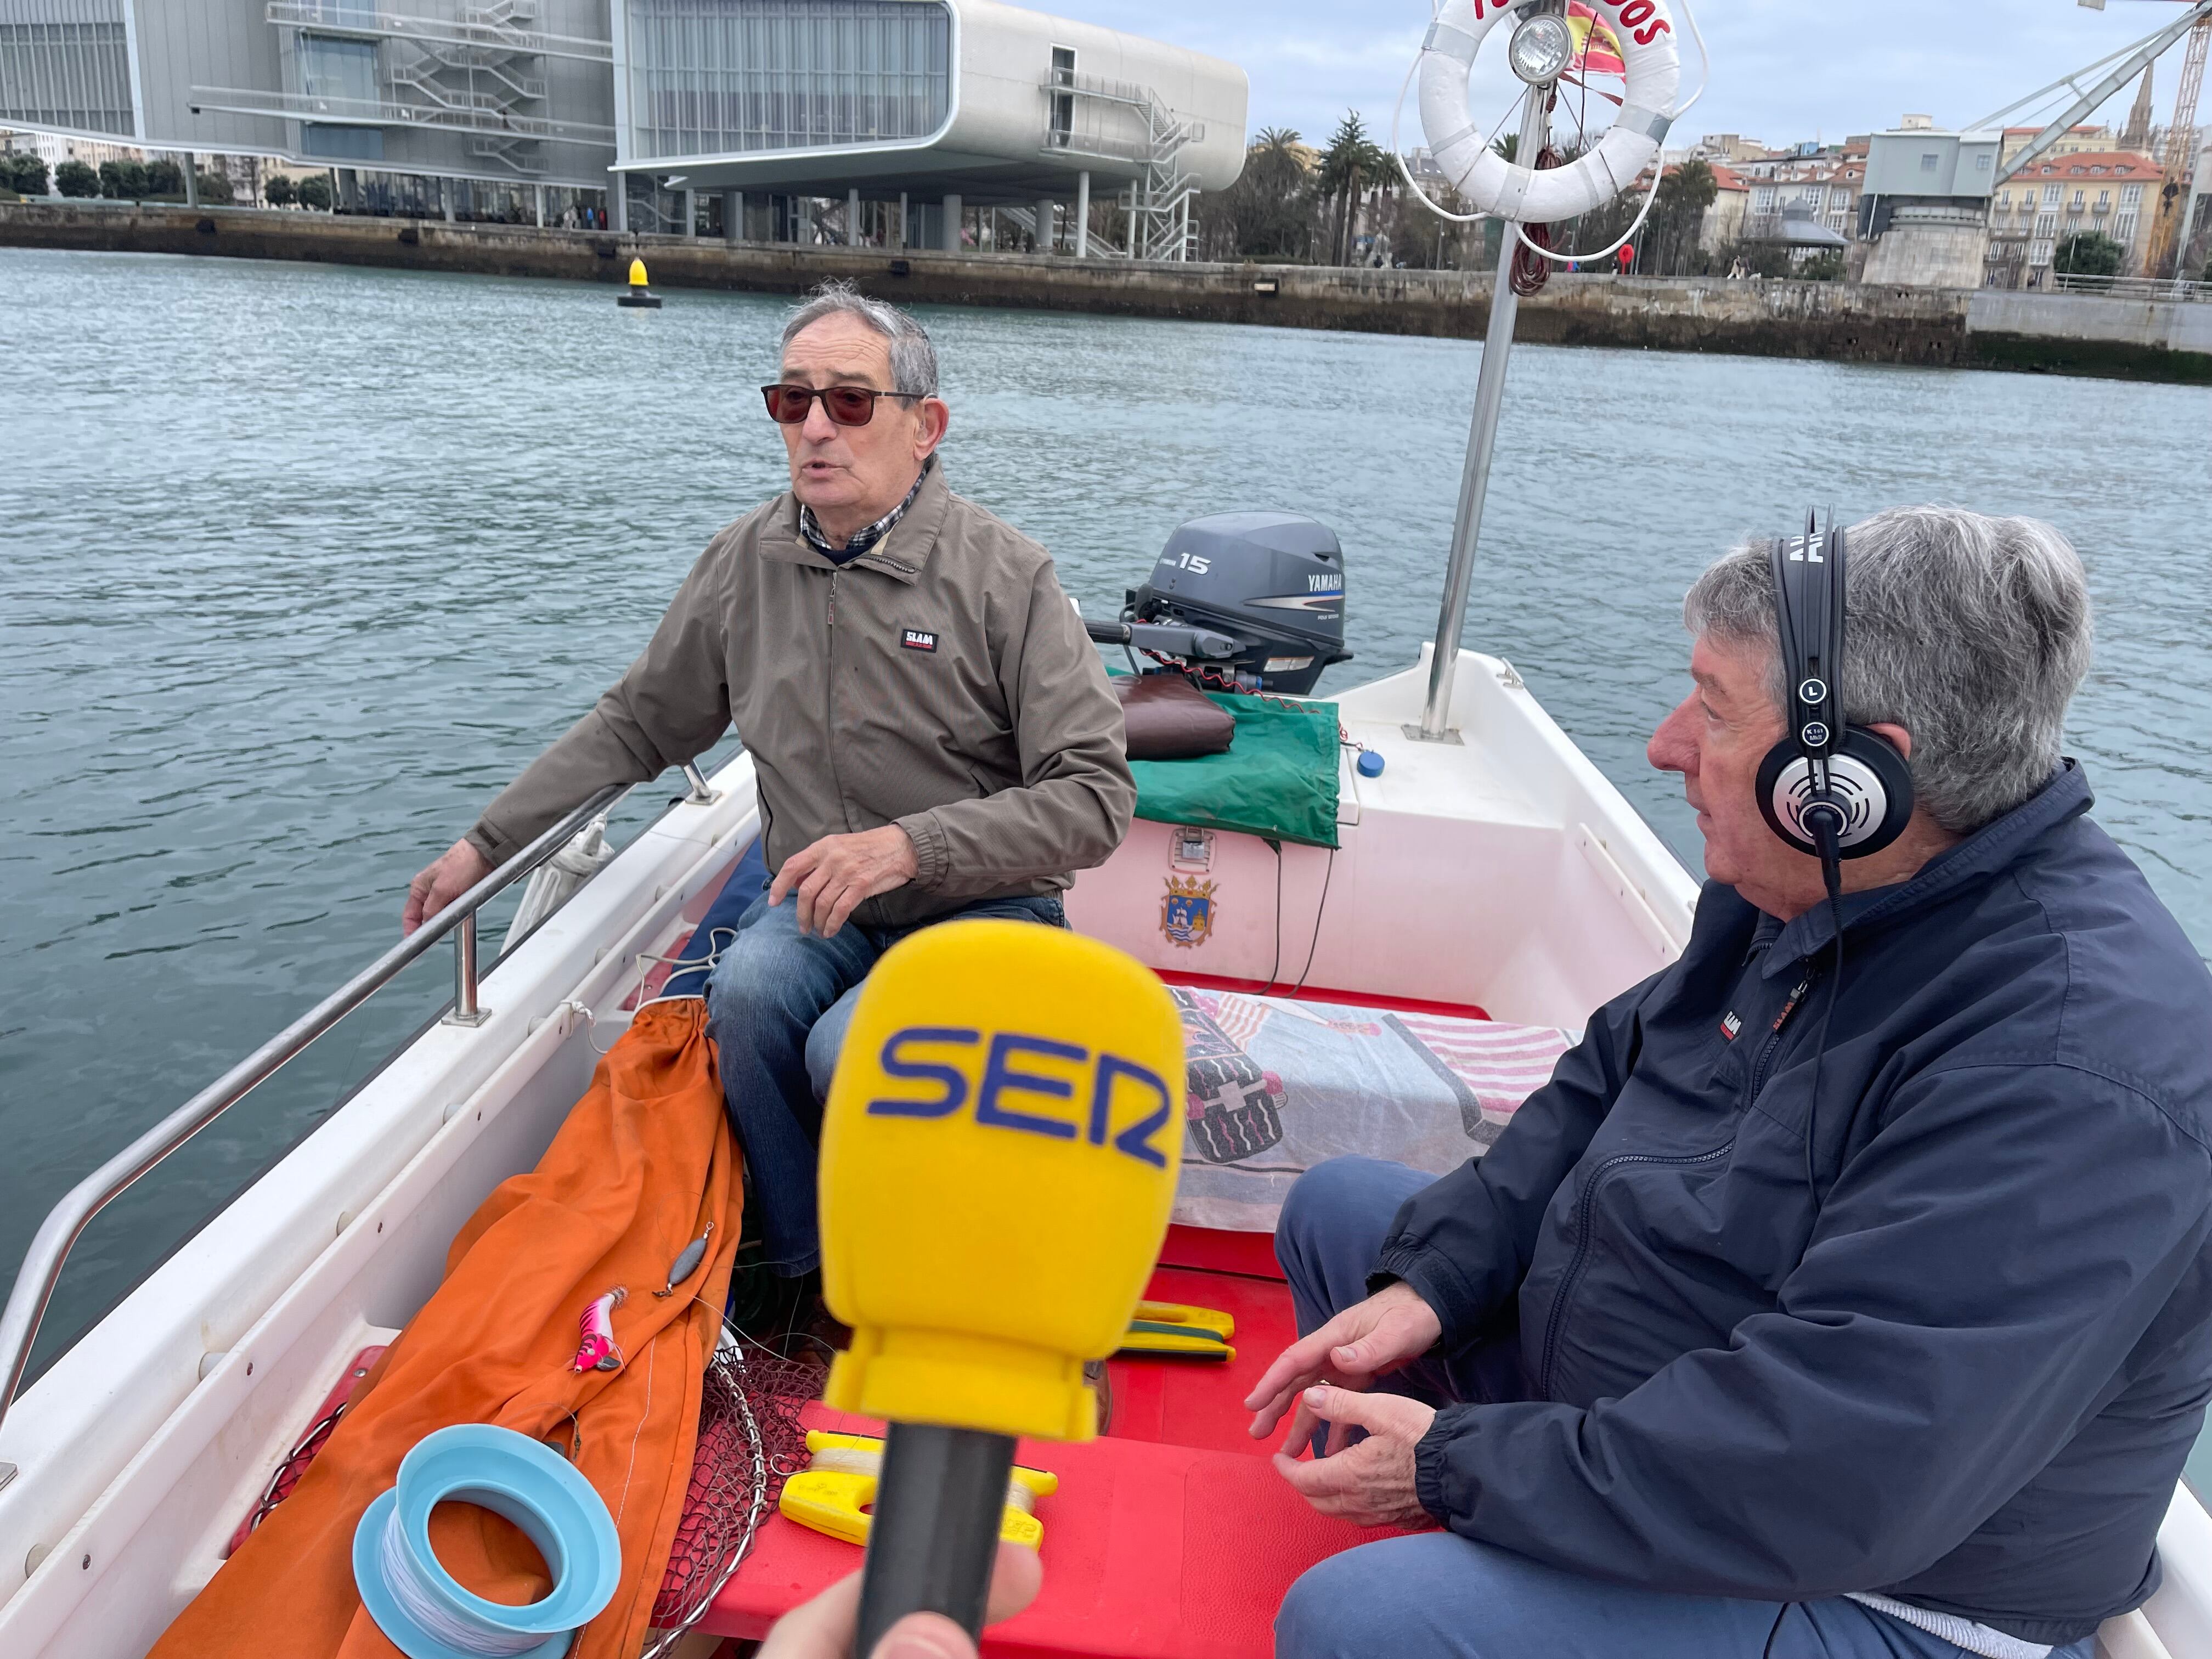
[1171,988,1573,1232]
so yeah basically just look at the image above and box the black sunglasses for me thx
[760,383,921,427]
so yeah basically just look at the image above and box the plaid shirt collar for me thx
[797,459,933,563]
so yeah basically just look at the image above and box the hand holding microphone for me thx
[814,918,1185,1655]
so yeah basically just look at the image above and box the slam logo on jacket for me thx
[1719,1011,1741,1042]
[901,628,938,653]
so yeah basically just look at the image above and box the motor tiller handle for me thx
[816,920,1184,1654]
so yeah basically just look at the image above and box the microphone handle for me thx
[854,1423,1018,1656]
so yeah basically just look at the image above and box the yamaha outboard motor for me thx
[1124,511,1351,696]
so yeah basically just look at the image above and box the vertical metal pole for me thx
[1415,86,1550,742]
[1076,170,1090,256]
[447,912,486,1026]
[848,186,861,244]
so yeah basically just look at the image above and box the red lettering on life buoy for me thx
[1633,17,1672,43]
[1617,0,1654,24]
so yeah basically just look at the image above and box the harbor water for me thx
[5,245,2209,1387]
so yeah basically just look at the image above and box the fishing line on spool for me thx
[374,1505,546,1658]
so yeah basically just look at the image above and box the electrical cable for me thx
[1266,838,1284,992]
[1291,847,1338,997]
[1802,815,1847,1202]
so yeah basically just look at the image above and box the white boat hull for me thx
[0,652,2200,1659]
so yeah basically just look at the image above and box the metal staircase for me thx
[253,0,616,173]
[1041,69,1205,261]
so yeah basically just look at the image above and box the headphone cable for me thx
[1803,817,1847,1201]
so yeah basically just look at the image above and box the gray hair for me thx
[778,279,939,397]
[1682,505,2094,833]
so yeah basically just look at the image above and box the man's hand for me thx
[403,838,494,935]
[1271,1385,1437,1528]
[769,825,919,938]
[759,1540,1042,1659]
[1244,1279,1443,1442]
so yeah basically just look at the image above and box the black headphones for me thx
[1754,513,1915,868]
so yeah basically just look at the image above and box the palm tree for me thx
[1314,110,1386,266]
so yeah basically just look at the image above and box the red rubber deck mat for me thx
[1103,1267,1300,1459]
[707,1262,1403,1657]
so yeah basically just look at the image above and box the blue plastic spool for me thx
[1356,748,1386,777]
[353,1424,622,1659]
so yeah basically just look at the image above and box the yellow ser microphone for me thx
[817,918,1184,1655]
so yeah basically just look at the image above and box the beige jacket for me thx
[467,464,1134,930]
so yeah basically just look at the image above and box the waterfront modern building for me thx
[0,0,1246,253]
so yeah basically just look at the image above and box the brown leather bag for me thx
[1114,672,1236,760]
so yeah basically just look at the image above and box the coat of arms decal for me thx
[1160,874,1217,949]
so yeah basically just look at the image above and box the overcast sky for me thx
[1037,1,2193,153]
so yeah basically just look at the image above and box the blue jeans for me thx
[1271,1158,2096,1659]
[704,889,1065,1274]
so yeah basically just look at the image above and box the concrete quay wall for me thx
[5,201,2208,385]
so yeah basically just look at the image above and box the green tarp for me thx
[1125,689,1341,849]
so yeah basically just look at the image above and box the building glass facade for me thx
[624,0,951,161]
[0,0,134,136]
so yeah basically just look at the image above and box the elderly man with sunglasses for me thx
[402,280,1134,1286]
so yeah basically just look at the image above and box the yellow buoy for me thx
[618,253,662,309]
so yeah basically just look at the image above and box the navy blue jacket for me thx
[1378,764,2212,1645]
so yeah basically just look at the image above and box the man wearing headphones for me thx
[1251,506,2212,1659]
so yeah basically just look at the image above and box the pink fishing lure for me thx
[571,1286,627,1373]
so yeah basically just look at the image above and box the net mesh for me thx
[641,1335,828,1654]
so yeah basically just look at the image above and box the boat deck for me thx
[704,1231,1404,1658]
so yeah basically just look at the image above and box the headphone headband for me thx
[1770,520,1845,769]
[1755,511,1913,862]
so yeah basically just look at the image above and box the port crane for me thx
[1977,0,2211,277]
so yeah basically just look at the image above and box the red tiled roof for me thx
[2016,150,2159,177]
[1708,163,1750,190]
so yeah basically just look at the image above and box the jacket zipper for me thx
[823,570,852,831]
[1535,969,1826,1400]
[1537,1142,1734,1401]
[1746,969,1816,1103]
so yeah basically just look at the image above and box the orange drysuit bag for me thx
[150,997,744,1659]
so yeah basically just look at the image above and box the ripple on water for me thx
[3,246,2208,1366]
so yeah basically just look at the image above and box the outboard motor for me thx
[1125,511,1351,696]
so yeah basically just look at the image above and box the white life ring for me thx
[1419,0,1683,224]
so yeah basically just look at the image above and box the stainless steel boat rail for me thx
[1417,82,1550,743]
[0,782,630,1483]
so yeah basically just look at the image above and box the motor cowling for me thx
[1127,511,1350,696]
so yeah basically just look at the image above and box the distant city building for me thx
[1987,149,2163,286]
[1744,155,1865,244]
[1691,133,1770,166]
[0,126,142,177]
[0,0,1247,255]
[1702,162,1748,249]
[1999,125,2115,168]
[2188,140,2212,275]
[1858,126,2000,288]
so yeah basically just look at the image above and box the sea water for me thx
[5,247,2208,1400]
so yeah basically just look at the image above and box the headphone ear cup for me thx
[1833,727,1914,857]
[1756,741,1816,854]
[1754,729,1916,859]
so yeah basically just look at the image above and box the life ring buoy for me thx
[1419,0,1683,224]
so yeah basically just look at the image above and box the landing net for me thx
[640,1334,828,1656]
